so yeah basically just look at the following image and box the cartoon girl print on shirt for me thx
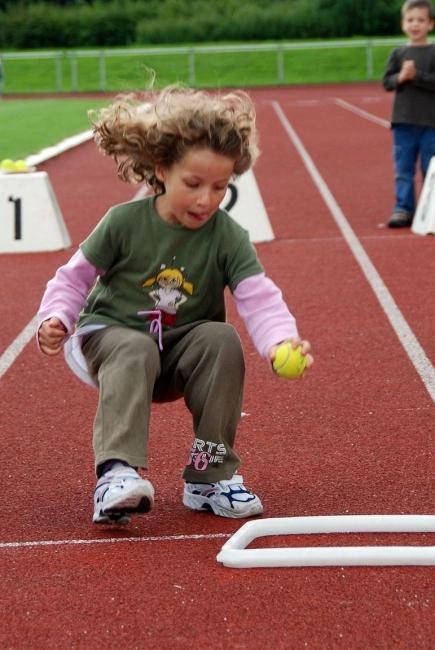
[143,264,193,326]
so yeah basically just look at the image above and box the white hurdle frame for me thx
[412,156,435,235]
[216,515,435,568]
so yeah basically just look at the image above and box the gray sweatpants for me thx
[81,321,245,482]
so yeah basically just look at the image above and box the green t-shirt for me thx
[78,196,263,332]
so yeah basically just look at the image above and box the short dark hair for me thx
[401,0,435,19]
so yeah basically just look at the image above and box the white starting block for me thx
[0,171,71,253]
[221,170,274,243]
[217,515,435,568]
[412,156,435,235]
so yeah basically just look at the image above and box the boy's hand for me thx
[398,59,416,83]
[269,337,313,368]
[38,317,67,356]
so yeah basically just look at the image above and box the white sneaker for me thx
[183,474,263,518]
[93,466,154,524]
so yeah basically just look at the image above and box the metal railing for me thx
[0,38,416,93]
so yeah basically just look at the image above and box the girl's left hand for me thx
[38,317,67,356]
[269,337,314,368]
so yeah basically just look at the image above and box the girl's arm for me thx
[233,273,299,359]
[233,273,313,371]
[37,249,101,353]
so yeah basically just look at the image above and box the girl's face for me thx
[402,7,433,44]
[155,147,235,229]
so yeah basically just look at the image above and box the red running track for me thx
[0,83,434,649]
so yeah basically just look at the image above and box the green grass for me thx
[0,98,110,159]
[0,40,397,94]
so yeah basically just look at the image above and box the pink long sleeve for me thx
[233,273,298,359]
[37,249,101,336]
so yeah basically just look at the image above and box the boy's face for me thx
[402,6,434,44]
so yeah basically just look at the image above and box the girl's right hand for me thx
[268,337,313,368]
[38,317,67,356]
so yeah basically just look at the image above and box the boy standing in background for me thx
[383,0,435,228]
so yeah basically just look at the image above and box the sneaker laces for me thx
[95,466,140,492]
[217,476,256,504]
[189,475,256,504]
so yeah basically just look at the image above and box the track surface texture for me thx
[1,83,434,649]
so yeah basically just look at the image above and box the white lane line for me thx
[333,98,390,128]
[26,130,94,167]
[0,315,38,379]
[272,101,435,402]
[0,532,230,550]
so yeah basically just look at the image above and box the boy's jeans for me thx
[393,125,435,214]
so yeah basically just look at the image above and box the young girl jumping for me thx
[37,86,313,525]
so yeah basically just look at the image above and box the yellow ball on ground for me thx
[1,158,15,171]
[272,342,307,379]
[14,159,28,172]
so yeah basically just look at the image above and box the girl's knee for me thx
[198,322,244,360]
[100,327,160,370]
[122,332,159,368]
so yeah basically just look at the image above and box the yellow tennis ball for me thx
[272,342,307,379]
[14,159,28,172]
[1,158,15,171]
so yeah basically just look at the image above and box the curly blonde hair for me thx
[90,86,259,193]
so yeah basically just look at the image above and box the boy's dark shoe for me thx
[388,211,414,228]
